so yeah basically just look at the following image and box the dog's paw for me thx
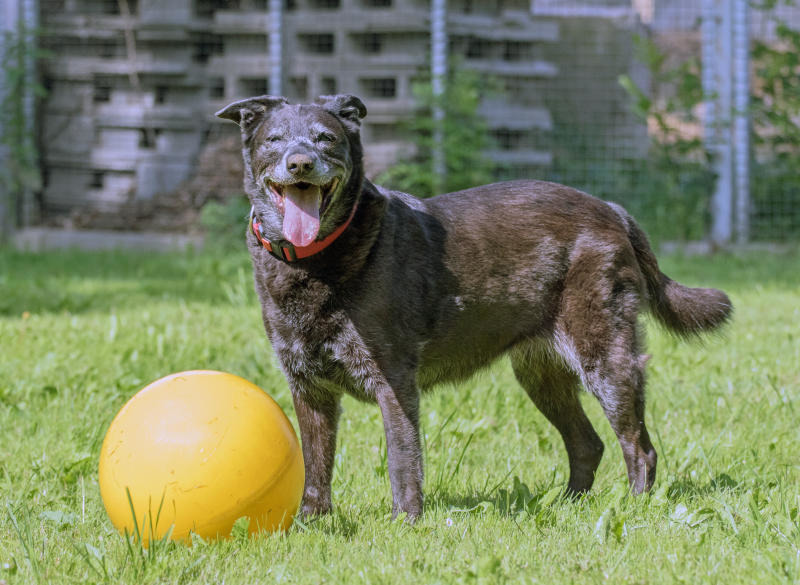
[391,503,422,524]
[299,500,332,519]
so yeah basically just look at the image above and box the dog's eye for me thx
[316,132,337,144]
[267,135,283,143]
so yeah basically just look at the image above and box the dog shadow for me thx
[296,508,360,538]
[425,471,744,519]
[425,478,573,519]
[661,472,743,500]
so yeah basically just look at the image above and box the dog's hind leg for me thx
[556,254,657,494]
[510,342,604,495]
[563,329,657,494]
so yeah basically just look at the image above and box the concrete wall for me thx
[34,0,652,225]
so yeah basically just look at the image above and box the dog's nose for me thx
[286,153,314,176]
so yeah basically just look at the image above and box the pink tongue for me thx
[282,184,321,247]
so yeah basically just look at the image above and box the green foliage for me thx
[615,35,715,242]
[546,33,714,243]
[751,19,800,240]
[750,0,796,10]
[508,13,800,243]
[597,158,713,243]
[0,26,49,235]
[615,15,800,242]
[200,195,251,249]
[377,66,496,197]
[1,249,799,583]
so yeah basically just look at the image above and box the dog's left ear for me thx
[316,94,367,127]
[215,95,288,129]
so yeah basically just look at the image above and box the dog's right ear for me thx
[316,94,367,127]
[215,95,288,129]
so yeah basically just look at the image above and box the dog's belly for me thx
[417,343,511,390]
[416,299,551,390]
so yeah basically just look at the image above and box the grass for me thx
[0,246,798,584]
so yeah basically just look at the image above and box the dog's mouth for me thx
[265,177,340,247]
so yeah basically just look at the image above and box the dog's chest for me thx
[257,265,339,342]
[255,263,379,399]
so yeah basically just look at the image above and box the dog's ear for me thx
[215,95,288,129]
[316,94,367,127]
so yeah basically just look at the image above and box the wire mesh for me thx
[10,0,799,240]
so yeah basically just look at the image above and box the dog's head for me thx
[216,94,367,247]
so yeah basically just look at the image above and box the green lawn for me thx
[0,247,798,584]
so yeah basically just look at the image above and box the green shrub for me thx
[377,65,496,197]
[200,195,251,249]
[750,20,800,241]
[614,36,714,243]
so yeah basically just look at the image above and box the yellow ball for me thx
[98,370,304,542]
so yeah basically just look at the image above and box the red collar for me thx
[249,202,357,262]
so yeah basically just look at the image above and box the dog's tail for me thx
[607,202,733,337]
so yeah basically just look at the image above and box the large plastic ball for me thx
[98,370,304,542]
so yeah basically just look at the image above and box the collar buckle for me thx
[268,240,297,262]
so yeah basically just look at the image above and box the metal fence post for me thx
[431,0,447,194]
[1,0,13,241]
[0,0,39,240]
[269,0,282,97]
[703,0,734,246]
[733,0,750,244]
[21,0,38,228]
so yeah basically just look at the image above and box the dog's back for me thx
[399,180,728,387]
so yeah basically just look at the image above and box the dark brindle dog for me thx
[217,94,732,520]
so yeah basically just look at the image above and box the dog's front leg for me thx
[291,389,341,518]
[376,382,423,521]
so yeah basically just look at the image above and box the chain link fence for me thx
[1,0,799,244]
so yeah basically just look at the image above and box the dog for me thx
[216,94,732,521]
